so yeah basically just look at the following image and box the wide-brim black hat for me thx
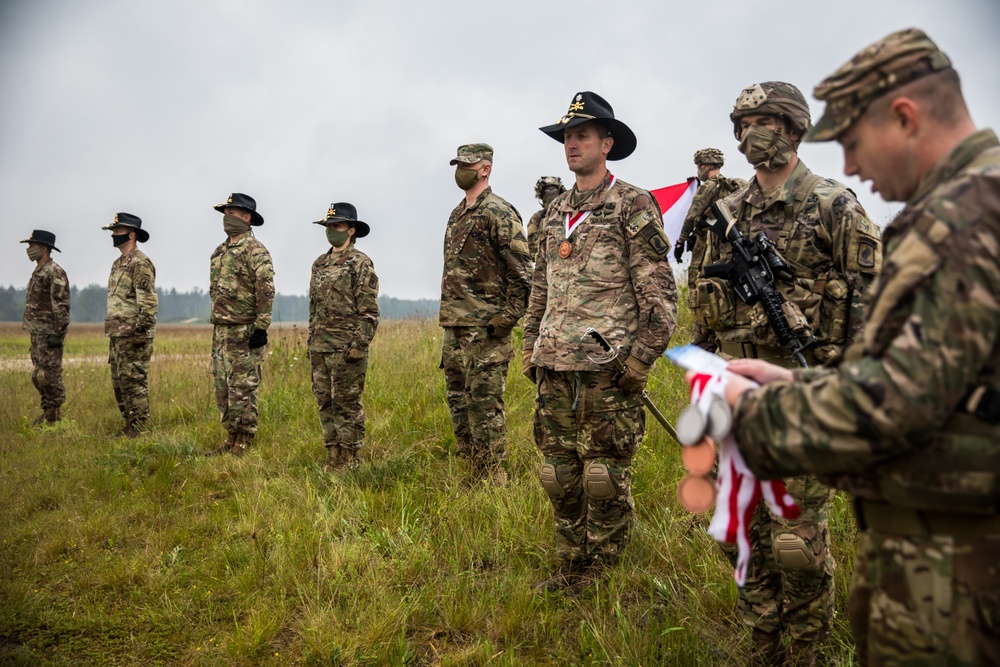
[539,91,637,161]
[102,212,149,243]
[20,229,60,252]
[214,192,264,226]
[313,202,370,238]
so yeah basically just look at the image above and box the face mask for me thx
[738,124,797,172]
[112,233,130,247]
[541,189,559,207]
[223,213,251,236]
[27,246,44,262]
[326,227,351,248]
[455,167,480,191]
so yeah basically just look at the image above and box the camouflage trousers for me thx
[533,368,644,564]
[310,349,367,450]
[850,528,1000,666]
[725,475,836,645]
[441,326,510,468]
[109,334,153,426]
[211,324,264,436]
[29,333,65,410]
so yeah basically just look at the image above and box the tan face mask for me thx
[738,124,797,172]
[27,246,44,262]
[223,213,251,236]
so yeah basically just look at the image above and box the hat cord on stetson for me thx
[557,112,597,125]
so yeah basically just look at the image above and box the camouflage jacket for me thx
[209,232,275,330]
[697,160,883,362]
[735,130,1000,516]
[523,173,678,370]
[23,260,70,335]
[105,246,157,338]
[676,175,746,244]
[439,187,532,328]
[308,244,380,353]
[526,208,545,259]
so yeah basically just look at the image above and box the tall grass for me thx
[0,315,857,666]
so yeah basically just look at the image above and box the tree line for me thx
[0,285,438,323]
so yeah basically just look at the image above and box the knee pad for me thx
[32,368,49,389]
[583,462,616,501]
[539,463,565,499]
[773,532,812,569]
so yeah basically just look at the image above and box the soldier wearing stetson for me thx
[308,203,380,472]
[524,91,677,594]
[208,193,274,455]
[21,229,70,426]
[103,213,157,435]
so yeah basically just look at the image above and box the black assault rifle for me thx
[702,202,813,368]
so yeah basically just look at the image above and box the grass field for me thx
[0,315,858,666]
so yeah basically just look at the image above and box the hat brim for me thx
[102,223,150,243]
[214,204,264,226]
[315,217,370,238]
[803,109,851,143]
[538,117,637,161]
[449,156,488,166]
[20,238,60,252]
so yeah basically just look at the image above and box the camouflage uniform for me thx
[440,184,532,473]
[210,232,274,439]
[735,30,1000,666]
[23,259,70,419]
[309,244,379,456]
[106,246,157,431]
[524,172,677,565]
[527,176,566,258]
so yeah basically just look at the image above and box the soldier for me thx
[308,203,380,472]
[20,230,70,426]
[208,193,274,455]
[673,149,746,350]
[723,29,1000,666]
[526,176,566,258]
[696,81,883,665]
[103,213,157,436]
[525,92,676,593]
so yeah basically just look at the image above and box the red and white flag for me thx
[651,178,698,263]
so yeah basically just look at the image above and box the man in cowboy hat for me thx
[308,203,380,472]
[103,212,157,436]
[440,143,532,484]
[21,229,70,426]
[524,91,677,594]
[209,193,274,455]
[527,176,566,259]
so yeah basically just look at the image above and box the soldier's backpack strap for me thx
[777,173,824,254]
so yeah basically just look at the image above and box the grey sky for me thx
[2,0,998,300]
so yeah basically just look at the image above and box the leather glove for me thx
[346,347,366,362]
[486,316,514,339]
[522,348,537,383]
[686,237,695,253]
[248,328,268,349]
[616,356,652,395]
[673,241,684,263]
[46,334,64,348]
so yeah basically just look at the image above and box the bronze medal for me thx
[558,240,573,258]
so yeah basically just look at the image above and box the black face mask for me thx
[112,233,131,247]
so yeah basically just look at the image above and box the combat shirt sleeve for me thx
[134,258,158,333]
[51,266,71,334]
[625,193,678,364]
[523,215,550,355]
[492,206,532,330]
[354,256,380,348]
[251,244,275,331]
[678,180,718,243]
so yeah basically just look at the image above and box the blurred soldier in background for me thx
[527,176,566,258]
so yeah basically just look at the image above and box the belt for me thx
[859,500,1000,537]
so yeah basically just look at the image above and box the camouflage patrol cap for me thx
[805,28,953,142]
[449,143,494,165]
[534,176,566,200]
[730,81,812,139]
[693,148,724,166]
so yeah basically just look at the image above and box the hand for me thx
[616,356,651,394]
[486,316,514,339]
[673,242,684,263]
[726,359,794,386]
[346,347,366,362]
[46,334,64,349]
[248,329,268,349]
[522,348,537,383]
[134,321,150,335]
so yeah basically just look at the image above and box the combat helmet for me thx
[534,176,566,201]
[730,81,812,141]
[693,148,724,167]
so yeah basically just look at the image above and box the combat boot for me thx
[231,432,254,456]
[33,407,60,426]
[208,432,237,456]
[340,448,359,471]
[322,445,342,472]
[785,640,817,667]
[749,629,785,667]
[533,556,591,593]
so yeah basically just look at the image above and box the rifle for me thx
[702,202,813,368]
[585,328,680,444]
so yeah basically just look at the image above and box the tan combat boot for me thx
[231,432,254,456]
[750,629,785,667]
[208,433,237,456]
[532,557,591,594]
[340,448,359,471]
[322,445,342,472]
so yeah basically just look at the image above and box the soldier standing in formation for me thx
[525,92,677,593]
[674,148,746,350]
[308,203,380,472]
[698,81,883,666]
[103,213,157,436]
[20,230,70,426]
[526,176,566,259]
[724,28,1000,666]
[439,143,532,484]
[208,193,275,455]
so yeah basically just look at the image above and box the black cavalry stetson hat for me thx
[539,91,637,161]
[102,212,149,243]
[214,192,265,226]
[313,202,370,238]
[20,229,60,252]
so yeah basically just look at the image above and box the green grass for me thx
[0,314,858,666]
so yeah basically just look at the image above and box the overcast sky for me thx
[2,0,999,301]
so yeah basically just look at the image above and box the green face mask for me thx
[27,246,44,262]
[738,124,796,172]
[455,167,480,191]
[326,227,351,248]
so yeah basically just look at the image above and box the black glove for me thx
[673,242,685,264]
[686,237,695,253]
[248,329,268,349]
[46,334,64,348]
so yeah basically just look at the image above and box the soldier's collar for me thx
[908,129,999,207]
